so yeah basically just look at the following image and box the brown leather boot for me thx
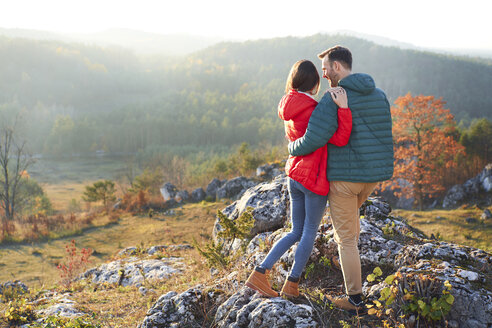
[245,267,279,297]
[280,276,300,298]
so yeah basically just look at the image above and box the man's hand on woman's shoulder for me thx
[325,87,348,108]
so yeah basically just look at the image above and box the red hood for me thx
[278,90,318,121]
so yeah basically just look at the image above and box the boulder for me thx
[36,293,84,319]
[213,175,289,246]
[190,188,206,202]
[479,163,492,192]
[443,184,467,208]
[118,246,139,256]
[175,190,189,203]
[80,257,184,287]
[147,244,193,255]
[256,163,282,180]
[443,163,492,208]
[139,286,226,328]
[160,183,178,202]
[0,280,29,296]
[206,178,223,199]
[216,176,257,199]
[360,196,392,219]
[481,209,492,220]
[214,287,317,328]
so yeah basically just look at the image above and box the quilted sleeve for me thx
[288,92,338,156]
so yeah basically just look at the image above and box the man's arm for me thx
[288,92,339,156]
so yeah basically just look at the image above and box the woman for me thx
[245,60,352,298]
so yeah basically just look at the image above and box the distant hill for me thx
[0,28,225,55]
[328,29,420,50]
[0,33,491,155]
[187,34,492,120]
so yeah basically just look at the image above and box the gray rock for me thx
[214,175,289,246]
[81,257,183,287]
[118,247,138,256]
[139,286,226,328]
[160,183,178,202]
[479,163,492,192]
[466,217,478,224]
[214,287,317,328]
[256,163,282,180]
[206,178,223,199]
[360,196,392,219]
[216,176,257,200]
[443,184,467,208]
[457,269,480,281]
[175,190,189,203]
[481,209,492,220]
[147,244,193,255]
[0,280,29,296]
[443,163,492,208]
[113,200,122,210]
[482,176,492,192]
[37,300,84,319]
[190,188,206,202]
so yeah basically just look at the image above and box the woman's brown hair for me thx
[285,60,320,94]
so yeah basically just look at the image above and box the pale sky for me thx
[1,0,492,50]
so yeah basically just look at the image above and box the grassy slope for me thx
[393,205,492,252]
[0,202,225,287]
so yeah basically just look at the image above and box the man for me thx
[288,46,394,313]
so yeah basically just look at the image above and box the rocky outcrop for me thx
[139,284,317,328]
[160,183,178,202]
[139,286,226,328]
[0,280,29,296]
[256,163,282,181]
[482,208,492,220]
[35,292,85,319]
[142,175,491,328]
[175,190,189,203]
[216,177,256,200]
[206,178,224,199]
[80,256,184,287]
[213,175,288,246]
[190,188,206,202]
[443,163,492,208]
[214,287,317,328]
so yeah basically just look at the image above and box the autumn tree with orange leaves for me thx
[381,93,465,210]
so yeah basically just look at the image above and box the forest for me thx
[0,33,491,191]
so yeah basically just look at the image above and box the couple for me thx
[245,46,394,314]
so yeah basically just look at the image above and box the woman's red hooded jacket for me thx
[278,90,352,195]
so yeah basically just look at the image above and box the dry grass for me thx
[393,205,492,252]
[69,247,218,328]
[0,201,226,288]
[42,181,92,212]
[0,200,229,327]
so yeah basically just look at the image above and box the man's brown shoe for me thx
[324,294,366,316]
[245,267,279,298]
[280,276,300,298]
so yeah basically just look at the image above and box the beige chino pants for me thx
[328,181,378,295]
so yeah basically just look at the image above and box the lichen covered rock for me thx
[214,287,317,328]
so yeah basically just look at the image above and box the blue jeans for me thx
[260,178,328,279]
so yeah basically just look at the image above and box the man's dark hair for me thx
[318,45,352,70]
[285,60,320,94]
